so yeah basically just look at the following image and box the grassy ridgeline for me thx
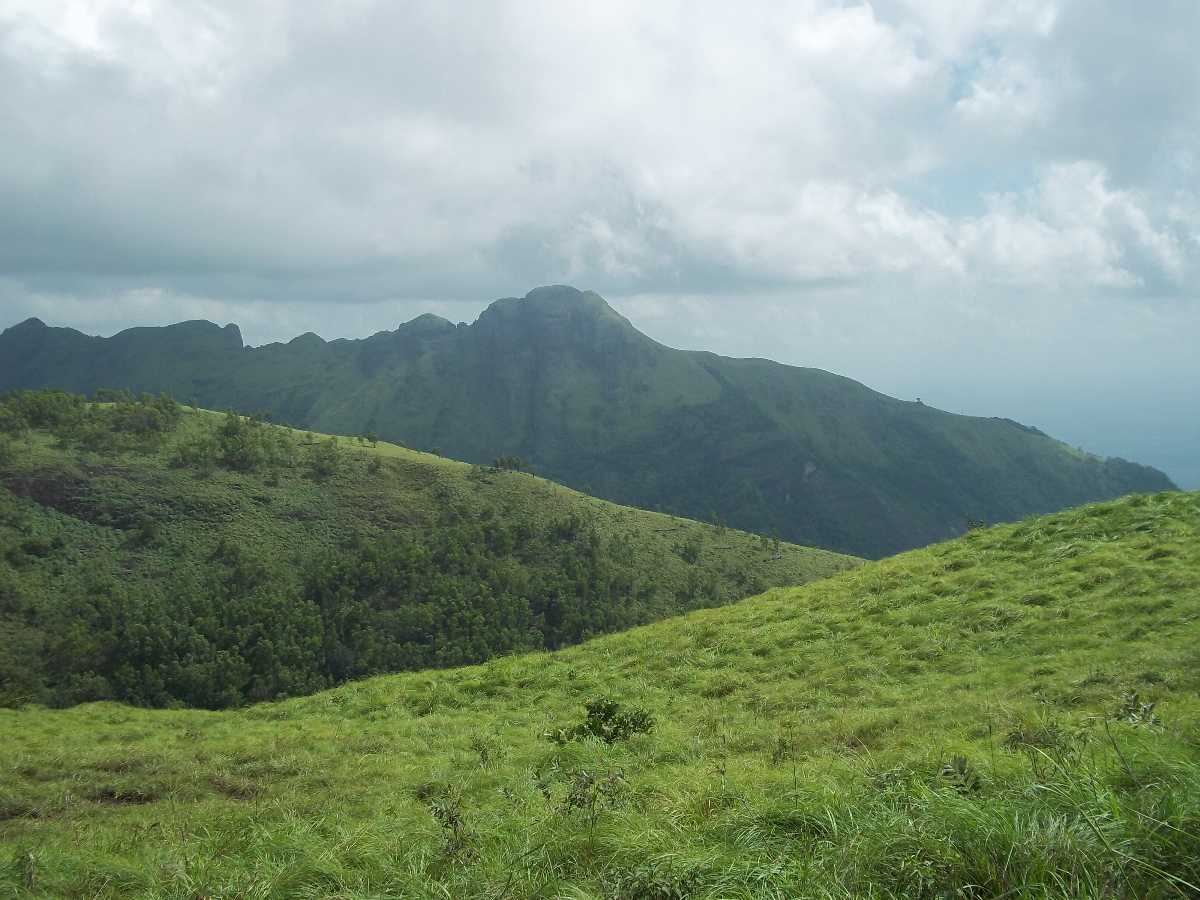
[0,391,856,709]
[1,490,1198,897]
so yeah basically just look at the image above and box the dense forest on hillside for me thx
[0,390,854,709]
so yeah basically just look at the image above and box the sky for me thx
[1,1,1197,487]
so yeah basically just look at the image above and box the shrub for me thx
[0,405,26,438]
[429,793,473,860]
[604,863,704,900]
[492,455,528,472]
[170,433,220,475]
[674,536,702,564]
[546,697,655,745]
[305,437,340,479]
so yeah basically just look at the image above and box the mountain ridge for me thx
[0,286,1175,557]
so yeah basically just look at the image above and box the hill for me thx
[1,490,1197,897]
[0,286,1176,558]
[0,390,855,709]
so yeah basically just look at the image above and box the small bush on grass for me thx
[546,697,655,746]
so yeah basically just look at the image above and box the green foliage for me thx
[304,436,340,479]
[604,864,704,900]
[429,792,474,860]
[169,431,219,475]
[0,390,181,456]
[673,534,702,564]
[0,405,26,438]
[0,490,1197,897]
[546,697,655,745]
[1,389,82,429]
[0,390,853,709]
[1116,690,1161,727]
[936,754,981,794]
[216,410,288,472]
[491,455,529,473]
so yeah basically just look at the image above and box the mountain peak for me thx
[478,285,632,330]
[522,284,612,313]
[396,312,456,337]
[110,320,244,351]
[470,286,645,352]
[288,331,325,348]
[3,317,48,335]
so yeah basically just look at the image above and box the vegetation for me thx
[0,390,855,709]
[0,489,1196,897]
[0,286,1175,558]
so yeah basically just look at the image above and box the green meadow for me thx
[2,489,1197,897]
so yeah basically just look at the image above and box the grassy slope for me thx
[2,408,852,602]
[2,490,1197,897]
[0,408,857,705]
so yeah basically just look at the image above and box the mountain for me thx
[2,490,1196,897]
[0,286,1176,557]
[0,390,854,708]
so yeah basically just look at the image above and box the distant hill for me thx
[0,286,1175,557]
[2,489,1196,896]
[0,391,854,708]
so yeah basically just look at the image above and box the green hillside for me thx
[0,390,855,709]
[0,286,1175,558]
[2,490,1197,898]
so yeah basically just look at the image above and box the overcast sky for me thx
[1,1,1197,487]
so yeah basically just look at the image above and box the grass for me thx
[0,405,857,706]
[3,407,853,604]
[1,489,1197,897]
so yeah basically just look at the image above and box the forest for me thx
[0,390,841,709]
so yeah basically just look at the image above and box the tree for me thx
[0,405,28,439]
[492,455,529,473]
[306,437,340,480]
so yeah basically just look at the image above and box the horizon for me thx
[3,283,1192,490]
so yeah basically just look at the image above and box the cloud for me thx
[960,162,1190,290]
[0,0,1196,485]
[3,0,1194,301]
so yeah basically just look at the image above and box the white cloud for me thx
[0,0,1197,484]
[962,162,1188,289]
[954,54,1047,136]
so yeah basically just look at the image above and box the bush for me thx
[492,455,529,472]
[546,697,655,745]
[305,438,340,479]
[170,433,220,475]
[0,405,27,438]
[211,411,295,473]
[1,390,82,429]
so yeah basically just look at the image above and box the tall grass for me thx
[1,490,1197,897]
